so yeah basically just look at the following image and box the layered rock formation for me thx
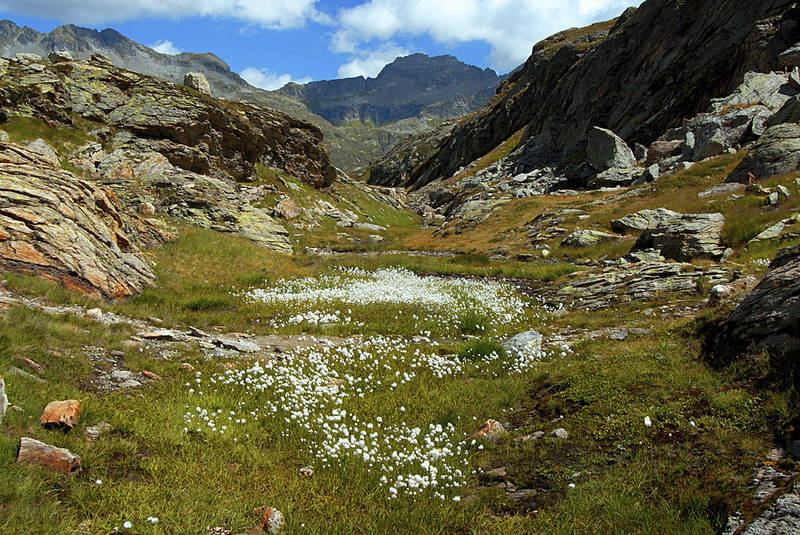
[0,54,336,187]
[0,142,165,298]
[709,245,800,363]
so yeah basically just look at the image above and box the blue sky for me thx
[0,1,642,89]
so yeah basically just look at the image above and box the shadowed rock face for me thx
[0,142,166,298]
[0,56,337,188]
[708,245,800,364]
[399,0,800,190]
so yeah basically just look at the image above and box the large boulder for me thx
[611,208,681,234]
[183,72,211,96]
[586,126,636,172]
[727,124,800,183]
[631,212,726,261]
[614,208,726,261]
[708,245,800,365]
[0,142,165,298]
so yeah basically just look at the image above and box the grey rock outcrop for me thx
[611,208,681,234]
[503,331,543,358]
[0,142,166,298]
[0,55,336,188]
[398,0,800,191]
[709,244,800,363]
[586,127,636,172]
[727,124,800,183]
[561,229,620,248]
[631,212,726,261]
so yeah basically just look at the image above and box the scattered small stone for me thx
[778,184,792,198]
[474,419,508,440]
[766,447,787,462]
[644,416,653,427]
[508,489,538,501]
[551,428,569,439]
[487,467,507,478]
[40,400,82,430]
[111,370,136,381]
[255,506,286,534]
[181,363,196,371]
[17,437,81,474]
[205,527,232,535]
[86,308,103,320]
[16,357,43,375]
[607,328,628,341]
[110,350,126,358]
[214,338,260,353]
[769,192,780,206]
[188,326,208,337]
[139,330,179,341]
[119,379,143,389]
[85,421,112,440]
[142,370,161,381]
[299,466,314,477]
[0,375,7,424]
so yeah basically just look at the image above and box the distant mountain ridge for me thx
[276,53,502,125]
[0,20,504,171]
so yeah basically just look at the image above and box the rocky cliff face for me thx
[277,54,501,126]
[385,0,800,191]
[0,141,166,298]
[0,55,336,187]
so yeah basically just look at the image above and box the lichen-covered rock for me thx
[48,50,73,63]
[0,142,165,298]
[561,229,620,248]
[727,124,800,183]
[709,245,800,364]
[0,57,336,188]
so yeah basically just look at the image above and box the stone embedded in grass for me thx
[16,357,43,375]
[550,428,569,439]
[0,375,7,424]
[503,331,543,359]
[299,466,314,477]
[139,329,181,341]
[142,370,161,381]
[255,506,285,534]
[17,437,82,474]
[214,338,261,353]
[474,419,507,440]
[40,400,82,430]
[85,421,112,440]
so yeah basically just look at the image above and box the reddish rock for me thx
[255,506,285,534]
[16,357,43,375]
[474,419,508,440]
[142,370,161,380]
[274,198,301,220]
[40,400,82,430]
[17,437,81,474]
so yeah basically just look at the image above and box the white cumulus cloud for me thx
[148,39,182,55]
[0,0,327,28]
[337,44,409,79]
[333,0,643,72]
[240,67,312,90]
